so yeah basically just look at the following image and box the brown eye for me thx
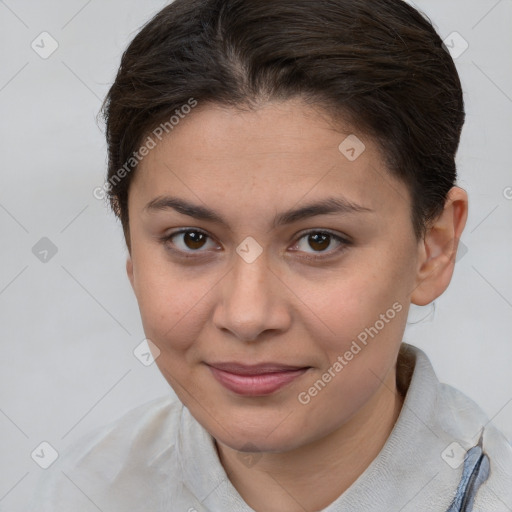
[292,230,351,261]
[182,231,208,250]
[160,228,218,256]
[296,231,341,253]
[307,232,331,252]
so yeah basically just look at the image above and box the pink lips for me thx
[207,362,309,396]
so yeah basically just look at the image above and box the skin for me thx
[125,98,468,512]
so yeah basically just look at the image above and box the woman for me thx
[31,0,512,510]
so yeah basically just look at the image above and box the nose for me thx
[212,248,291,342]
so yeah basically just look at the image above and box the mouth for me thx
[206,362,311,396]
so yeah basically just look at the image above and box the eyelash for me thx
[158,228,351,262]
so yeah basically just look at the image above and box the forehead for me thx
[130,99,412,223]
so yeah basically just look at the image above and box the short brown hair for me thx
[100,0,465,250]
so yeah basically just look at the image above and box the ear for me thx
[126,255,135,290]
[411,186,468,306]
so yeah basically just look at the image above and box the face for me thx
[126,98,421,453]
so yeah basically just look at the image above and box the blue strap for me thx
[445,431,490,512]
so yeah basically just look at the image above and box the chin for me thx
[208,412,309,453]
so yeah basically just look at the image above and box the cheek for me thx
[133,257,211,352]
[309,253,409,383]
[318,265,405,336]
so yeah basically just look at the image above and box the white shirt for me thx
[29,343,512,511]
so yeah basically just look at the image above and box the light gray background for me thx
[0,0,511,509]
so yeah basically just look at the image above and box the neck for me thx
[215,368,404,512]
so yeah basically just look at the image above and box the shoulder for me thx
[437,382,512,511]
[399,344,512,510]
[28,394,184,511]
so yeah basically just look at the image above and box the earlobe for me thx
[411,186,468,306]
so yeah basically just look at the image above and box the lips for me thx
[208,362,307,374]
[207,362,310,396]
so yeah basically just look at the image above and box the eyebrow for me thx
[144,195,373,229]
